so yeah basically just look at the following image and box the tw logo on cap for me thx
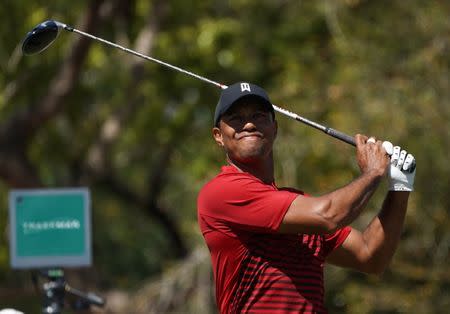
[240,83,251,92]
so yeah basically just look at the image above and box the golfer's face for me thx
[214,100,277,163]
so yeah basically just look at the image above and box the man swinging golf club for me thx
[21,20,416,313]
[197,82,416,313]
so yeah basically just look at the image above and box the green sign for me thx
[9,188,91,269]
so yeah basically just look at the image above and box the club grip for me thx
[325,128,356,146]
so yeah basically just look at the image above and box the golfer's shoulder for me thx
[278,186,307,196]
[198,166,266,202]
[204,165,256,185]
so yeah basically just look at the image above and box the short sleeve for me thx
[323,226,352,256]
[198,173,298,233]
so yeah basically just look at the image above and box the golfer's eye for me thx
[223,114,241,124]
[227,114,239,121]
[253,112,269,120]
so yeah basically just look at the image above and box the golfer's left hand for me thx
[382,141,416,192]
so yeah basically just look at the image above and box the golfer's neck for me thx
[228,154,275,184]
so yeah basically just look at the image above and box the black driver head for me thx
[22,20,60,55]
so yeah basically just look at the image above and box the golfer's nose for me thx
[242,119,257,131]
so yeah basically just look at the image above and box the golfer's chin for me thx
[232,146,271,163]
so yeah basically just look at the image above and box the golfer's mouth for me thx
[238,133,263,140]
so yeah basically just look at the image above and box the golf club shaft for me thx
[64,24,356,146]
[67,26,227,89]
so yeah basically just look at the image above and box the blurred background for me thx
[0,0,449,313]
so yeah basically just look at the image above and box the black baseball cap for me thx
[214,82,274,126]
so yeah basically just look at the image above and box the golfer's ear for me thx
[212,127,224,146]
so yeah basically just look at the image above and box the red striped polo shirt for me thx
[197,166,351,313]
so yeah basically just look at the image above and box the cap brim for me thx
[214,95,274,126]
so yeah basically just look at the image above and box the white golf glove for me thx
[382,141,416,192]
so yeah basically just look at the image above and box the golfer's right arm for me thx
[278,134,389,234]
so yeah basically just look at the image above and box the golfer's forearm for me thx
[280,170,383,234]
[361,191,409,273]
[320,170,383,231]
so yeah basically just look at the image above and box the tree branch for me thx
[0,0,108,187]
[97,172,188,258]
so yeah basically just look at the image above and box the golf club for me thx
[22,20,356,146]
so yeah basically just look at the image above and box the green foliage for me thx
[0,0,449,312]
